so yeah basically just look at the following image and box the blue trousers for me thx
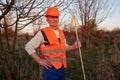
[43,66,65,80]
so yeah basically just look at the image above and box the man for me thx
[25,7,81,80]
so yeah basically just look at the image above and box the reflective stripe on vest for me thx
[45,57,66,62]
[39,27,67,69]
[41,49,65,54]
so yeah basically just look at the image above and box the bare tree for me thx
[72,0,111,48]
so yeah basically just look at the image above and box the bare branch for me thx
[0,0,15,20]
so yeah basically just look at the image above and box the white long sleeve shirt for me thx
[25,29,69,55]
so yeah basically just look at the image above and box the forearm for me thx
[30,53,42,65]
[65,44,76,51]
[65,40,81,51]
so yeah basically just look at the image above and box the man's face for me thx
[46,16,59,28]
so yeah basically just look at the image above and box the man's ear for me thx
[46,17,49,23]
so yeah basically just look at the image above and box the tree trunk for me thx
[0,28,12,80]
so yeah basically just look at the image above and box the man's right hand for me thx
[39,59,52,69]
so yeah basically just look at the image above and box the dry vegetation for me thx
[0,25,120,80]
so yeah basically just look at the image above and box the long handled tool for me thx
[75,28,86,80]
[72,13,86,80]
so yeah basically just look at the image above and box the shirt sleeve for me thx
[25,31,44,55]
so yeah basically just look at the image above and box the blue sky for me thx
[99,0,120,30]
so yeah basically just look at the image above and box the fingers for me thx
[44,62,52,69]
[39,59,52,69]
[75,40,81,48]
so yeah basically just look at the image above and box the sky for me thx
[20,0,120,34]
[99,0,120,30]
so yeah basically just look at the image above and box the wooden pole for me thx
[75,28,86,80]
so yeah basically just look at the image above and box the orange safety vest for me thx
[39,27,67,69]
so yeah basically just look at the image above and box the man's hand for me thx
[31,53,52,69]
[74,40,81,49]
[39,59,52,69]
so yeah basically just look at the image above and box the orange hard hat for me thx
[45,7,60,17]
